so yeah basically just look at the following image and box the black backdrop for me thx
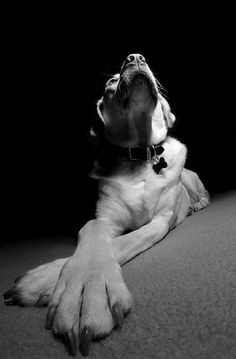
[4,7,235,241]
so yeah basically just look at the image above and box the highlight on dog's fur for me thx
[3,54,209,356]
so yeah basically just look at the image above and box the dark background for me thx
[3,7,235,242]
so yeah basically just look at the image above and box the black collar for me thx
[94,142,168,176]
[127,144,164,162]
[121,143,168,173]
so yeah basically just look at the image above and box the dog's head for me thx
[91,54,175,147]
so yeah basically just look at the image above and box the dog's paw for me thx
[46,256,132,356]
[3,258,68,307]
[192,191,210,212]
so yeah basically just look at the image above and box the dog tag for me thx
[152,156,160,165]
[153,157,167,174]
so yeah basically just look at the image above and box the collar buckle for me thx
[129,145,160,162]
[147,146,156,163]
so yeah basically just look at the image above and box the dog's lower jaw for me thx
[126,100,167,147]
[107,112,163,148]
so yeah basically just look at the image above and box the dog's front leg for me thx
[46,219,132,356]
[113,212,173,265]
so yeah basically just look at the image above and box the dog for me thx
[3,54,210,356]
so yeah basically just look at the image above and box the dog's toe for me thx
[3,288,17,300]
[3,287,25,307]
[79,269,132,343]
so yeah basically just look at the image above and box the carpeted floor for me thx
[1,191,236,359]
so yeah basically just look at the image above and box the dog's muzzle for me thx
[117,53,158,100]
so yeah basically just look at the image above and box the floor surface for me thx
[1,191,236,358]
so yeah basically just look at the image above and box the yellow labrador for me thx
[4,54,209,356]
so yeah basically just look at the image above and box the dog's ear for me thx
[89,98,106,145]
[159,94,176,128]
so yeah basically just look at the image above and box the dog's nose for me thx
[123,54,146,67]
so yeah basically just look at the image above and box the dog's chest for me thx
[114,139,186,229]
[97,137,186,231]
[118,167,169,227]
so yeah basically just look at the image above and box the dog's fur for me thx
[4,54,209,356]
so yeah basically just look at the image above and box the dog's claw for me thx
[35,295,49,307]
[3,287,24,306]
[65,331,77,356]
[14,275,23,284]
[45,306,56,330]
[112,302,124,329]
[80,326,93,357]
[3,288,17,300]
[4,298,19,306]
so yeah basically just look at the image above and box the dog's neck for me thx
[91,140,168,178]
